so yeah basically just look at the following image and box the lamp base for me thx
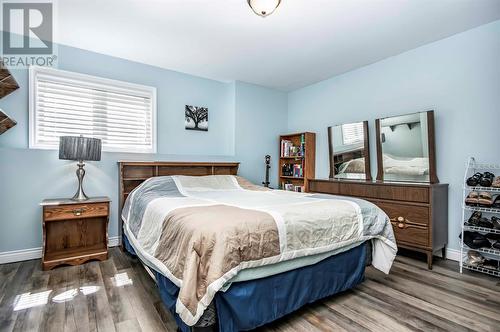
[72,161,89,201]
[72,192,89,201]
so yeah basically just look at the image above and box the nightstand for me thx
[40,197,110,270]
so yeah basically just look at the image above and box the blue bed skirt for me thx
[123,235,366,332]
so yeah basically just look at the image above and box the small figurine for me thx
[263,155,271,188]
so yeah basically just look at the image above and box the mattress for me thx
[121,175,397,326]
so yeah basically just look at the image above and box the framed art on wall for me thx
[185,105,208,131]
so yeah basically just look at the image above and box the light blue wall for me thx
[288,20,500,251]
[0,45,287,252]
[235,81,288,188]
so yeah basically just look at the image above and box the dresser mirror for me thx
[375,110,438,183]
[328,121,371,180]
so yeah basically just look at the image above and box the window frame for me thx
[341,122,364,146]
[29,66,157,154]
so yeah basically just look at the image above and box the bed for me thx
[118,161,397,331]
[383,154,430,176]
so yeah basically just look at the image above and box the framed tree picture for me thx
[185,105,208,131]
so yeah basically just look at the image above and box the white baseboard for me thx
[435,248,461,262]
[108,236,120,247]
[0,236,120,265]
[0,247,43,265]
[446,248,461,262]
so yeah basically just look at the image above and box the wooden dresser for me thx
[309,179,448,269]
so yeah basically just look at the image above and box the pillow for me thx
[342,158,365,174]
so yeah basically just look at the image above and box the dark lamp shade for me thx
[59,136,102,161]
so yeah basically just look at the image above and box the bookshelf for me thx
[279,132,316,192]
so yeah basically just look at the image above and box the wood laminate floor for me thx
[0,248,499,332]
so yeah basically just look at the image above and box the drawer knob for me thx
[397,216,405,222]
[73,208,85,216]
[398,223,405,229]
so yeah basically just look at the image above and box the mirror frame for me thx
[375,110,438,183]
[328,120,372,181]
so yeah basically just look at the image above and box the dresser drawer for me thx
[308,180,340,194]
[335,182,429,203]
[336,182,372,198]
[43,202,109,221]
[390,221,429,247]
[308,180,430,203]
[375,201,430,226]
[376,185,429,203]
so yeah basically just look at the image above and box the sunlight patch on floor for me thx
[14,290,52,311]
[51,286,101,303]
[112,272,133,287]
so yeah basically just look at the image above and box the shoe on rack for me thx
[466,211,482,226]
[461,231,491,249]
[478,192,493,207]
[486,232,500,241]
[492,176,500,188]
[481,259,499,270]
[467,250,485,266]
[465,192,479,206]
[467,172,483,187]
[492,241,500,250]
[480,172,495,187]
[491,216,500,230]
[474,236,492,249]
[492,195,500,209]
[478,217,494,228]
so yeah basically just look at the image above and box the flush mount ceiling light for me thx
[247,0,281,17]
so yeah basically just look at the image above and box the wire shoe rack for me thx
[460,157,500,277]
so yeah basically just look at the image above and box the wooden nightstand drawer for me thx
[44,202,109,221]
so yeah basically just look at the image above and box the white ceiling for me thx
[55,0,500,91]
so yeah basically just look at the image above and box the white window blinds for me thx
[341,122,364,145]
[30,67,156,153]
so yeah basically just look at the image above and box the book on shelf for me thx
[281,163,293,176]
[293,164,303,178]
[281,182,305,192]
[294,185,304,192]
[281,163,303,178]
[300,133,305,156]
[280,139,303,158]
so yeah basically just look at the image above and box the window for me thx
[29,66,156,153]
[341,122,364,145]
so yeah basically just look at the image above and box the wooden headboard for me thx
[118,161,239,244]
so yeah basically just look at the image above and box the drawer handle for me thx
[390,216,407,223]
[397,223,405,229]
[73,208,85,216]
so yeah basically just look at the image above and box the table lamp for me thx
[59,136,102,201]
